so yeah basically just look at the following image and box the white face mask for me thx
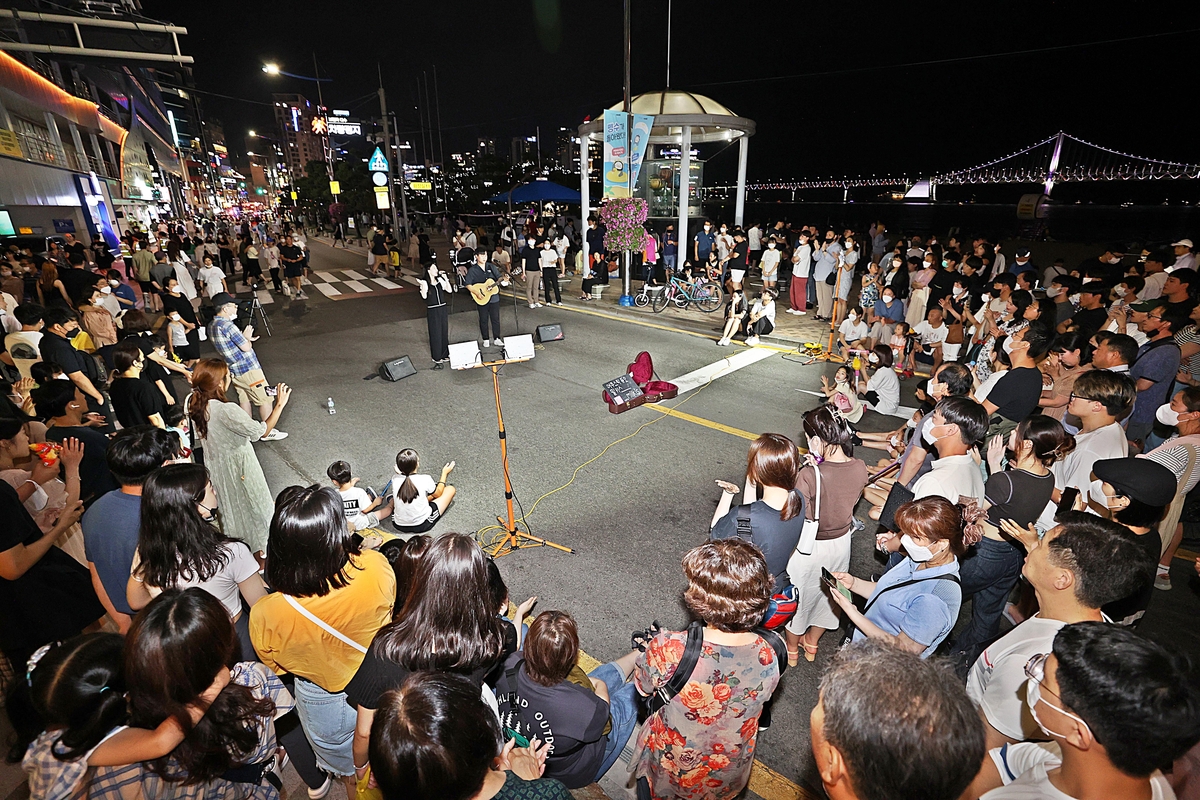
[1157,403,1184,426]
[1046,286,1063,298]
[848,313,858,321]
[170,313,181,321]
[1069,293,1082,305]
[1002,336,1021,355]
[900,533,936,562]
[55,373,70,381]
[981,293,992,303]
[883,294,894,302]
[1113,285,1128,298]
[922,423,947,446]
[953,287,965,296]
[868,353,880,364]
[906,417,918,429]
[1081,277,1096,284]
[109,280,119,287]
[768,242,776,249]
[1026,678,1092,741]
[100,286,111,294]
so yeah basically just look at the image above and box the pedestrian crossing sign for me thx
[368,147,389,173]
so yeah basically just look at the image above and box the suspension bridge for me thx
[710,132,1200,199]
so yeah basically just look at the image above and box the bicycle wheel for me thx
[633,291,649,307]
[651,286,671,313]
[694,281,724,312]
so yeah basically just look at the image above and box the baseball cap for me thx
[1014,247,1032,258]
[1172,239,1194,248]
[1128,298,1165,313]
[211,292,236,309]
[1092,457,1177,507]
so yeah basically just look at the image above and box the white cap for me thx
[1172,239,1194,248]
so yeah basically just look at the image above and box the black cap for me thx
[211,292,236,309]
[1092,457,1177,507]
[1015,247,1032,258]
[455,247,476,264]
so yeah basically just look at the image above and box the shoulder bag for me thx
[797,464,821,555]
[281,594,367,654]
[839,572,962,647]
[637,622,788,723]
[734,502,800,629]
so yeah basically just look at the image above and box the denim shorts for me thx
[293,677,356,777]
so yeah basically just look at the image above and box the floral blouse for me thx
[633,630,781,800]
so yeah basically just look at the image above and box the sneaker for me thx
[745,336,760,346]
[1155,569,1172,591]
[555,301,564,306]
[534,302,544,308]
[529,303,538,308]
[296,291,308,300]
[851,517,865,532]
[307,773,332,800]
[794,310,807,316]
[260,429,288,441]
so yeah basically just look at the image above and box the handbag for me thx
[797,464,821,556]
[840,572,962,647]
[824,271,837,285]
[734,504,800,628]
[946,321,965,345]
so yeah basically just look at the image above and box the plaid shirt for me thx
[24,663,292,800]
[210,316,260,377]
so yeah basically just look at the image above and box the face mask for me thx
[953,287,965,296]
[1113,285,1128,297]
[55,373,70,381]
[868,353,880,364]
[848,313,857,321]
[1107,256,1121,265]
[1046,286,1063,298]
[942,260,949,268]
[883,294,894,302]
[906,417,918,429]
[100,286,112,294]
[197,502,220,524]
[170,313,181,321]
[768,243,776,249]
[109,280,119,287]
[922,424,947,446]
[981,293,991,303]
[1157,403,1183,426]
[1081,277,1096,284]
[900,533,936,562]
[1002,336,1021,355]
[807,436,824,463]
[1026,678,1092,741]
[1069,293,1081,305]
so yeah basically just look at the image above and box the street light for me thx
[248,130,256,137]
[262,63,280,76]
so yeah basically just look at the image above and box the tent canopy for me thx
[488,180,581,204]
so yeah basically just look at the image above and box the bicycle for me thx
[644,273,724,313]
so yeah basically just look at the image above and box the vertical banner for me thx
[628,114,654,190]
[602,110,629,198]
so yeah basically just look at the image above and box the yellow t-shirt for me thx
[250,548,395,692]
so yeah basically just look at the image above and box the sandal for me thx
[786,647,800,667]
[802,642,819,662]
[631,621,662,652]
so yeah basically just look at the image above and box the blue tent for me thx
[488,180,581,204]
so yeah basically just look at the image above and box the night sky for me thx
[142,0,1200,185]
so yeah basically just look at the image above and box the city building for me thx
[273,93,323,178]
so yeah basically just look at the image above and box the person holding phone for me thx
[208,293,287,436]
[829,496,980,658]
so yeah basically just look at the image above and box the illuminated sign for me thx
[311,117,328,135]
[410,181,432,190]
[326,117,361,136]
[291,107,300,133]
[367,147,388,173]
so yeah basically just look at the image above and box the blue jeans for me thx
[294,677,357,776]
[952,537,1026,672]
[664,254,676,272]
[589,662,638,782]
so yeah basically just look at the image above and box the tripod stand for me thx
[467,357,573,558]
[250,295,272,336]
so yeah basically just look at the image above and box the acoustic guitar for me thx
[468,277,510,305]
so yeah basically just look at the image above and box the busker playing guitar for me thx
[465,248,506,347]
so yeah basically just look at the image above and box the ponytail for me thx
[395,448,420,505]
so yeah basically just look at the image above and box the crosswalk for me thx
[241,270,408,304]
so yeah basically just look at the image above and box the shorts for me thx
[285,264,303,278]
[391,505,441,534]
[230,368,270,406]
[761,266,778,280]
[137,280,154,295]
[730,269,747,284]
[942,342,963,361]
[245,262,263,277]
[293,678,356,777]
[915,351,935,365]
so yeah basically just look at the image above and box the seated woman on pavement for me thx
[389,448,455,535]
[494,610,638,789]
[830,495,980,657]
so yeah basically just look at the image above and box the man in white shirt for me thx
[912,396,988,504]
[969,622,1197,800]
[1050,370,1135,506]
[966,514,1153,748]
[1172,238,1196,272]
[197,254,228,301]
[5,305,44,379]
[1139,252,1169,300]
[259,238,281,294]
[913,307,950,374]
[747,223,762,266]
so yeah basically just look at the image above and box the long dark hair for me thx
[6,634,127,763]
[373,533,504,672]
[746,433,802,521]
[187,359,229,440]
[394,448,420,505]
[265,485,362,598]
[136,464,236,588]
[126,589,275,783]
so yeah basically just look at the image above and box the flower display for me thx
[598,197,648,253]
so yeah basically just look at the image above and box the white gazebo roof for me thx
[581,90,755,144]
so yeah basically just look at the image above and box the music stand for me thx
[451,335,573,558]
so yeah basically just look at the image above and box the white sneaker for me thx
[261,429,288,441]
[795,310,807,315]
[529,303,538,308]
[296,291,308,300]
[306,773,332,800]
[745,336,760,346]
[536,303,544,308]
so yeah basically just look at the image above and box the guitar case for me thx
[602,351,679,412]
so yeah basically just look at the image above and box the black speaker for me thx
[379,355,417,381]
[536,323,564,343]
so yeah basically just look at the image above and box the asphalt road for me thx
[226,241,1200,798]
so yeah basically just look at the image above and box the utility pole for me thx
[392,114,410,238]
[433,65,448,215]
[620,0,634,303]
[377,64,402,239]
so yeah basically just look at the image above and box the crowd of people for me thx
[4,216,1200,800]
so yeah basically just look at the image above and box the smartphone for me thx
[264,386,278,397]
[505,728,530,748]
[821,567,852,600]
[1056,487,1080,516]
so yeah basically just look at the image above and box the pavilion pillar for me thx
[579,125,590,267]
[734,134,749,228]
[677,125,692,263]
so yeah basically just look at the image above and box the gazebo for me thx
[577,90,756,263]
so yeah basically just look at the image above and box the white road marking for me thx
[301,276,313,286]
[314,283,341,297]
[344,280,372,293]
[255,290,273,305]
[371,277,401,289]
[342,270,371,281]
[667,347,777,395]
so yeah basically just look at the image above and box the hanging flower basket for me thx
[599,198,648,253]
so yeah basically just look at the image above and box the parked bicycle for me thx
[634,273,724,313]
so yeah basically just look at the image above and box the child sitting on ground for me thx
[163,404,193,462]
[836,306,869,353]
[327,459,392,532]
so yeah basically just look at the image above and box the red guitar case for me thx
[602,351,679,412]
